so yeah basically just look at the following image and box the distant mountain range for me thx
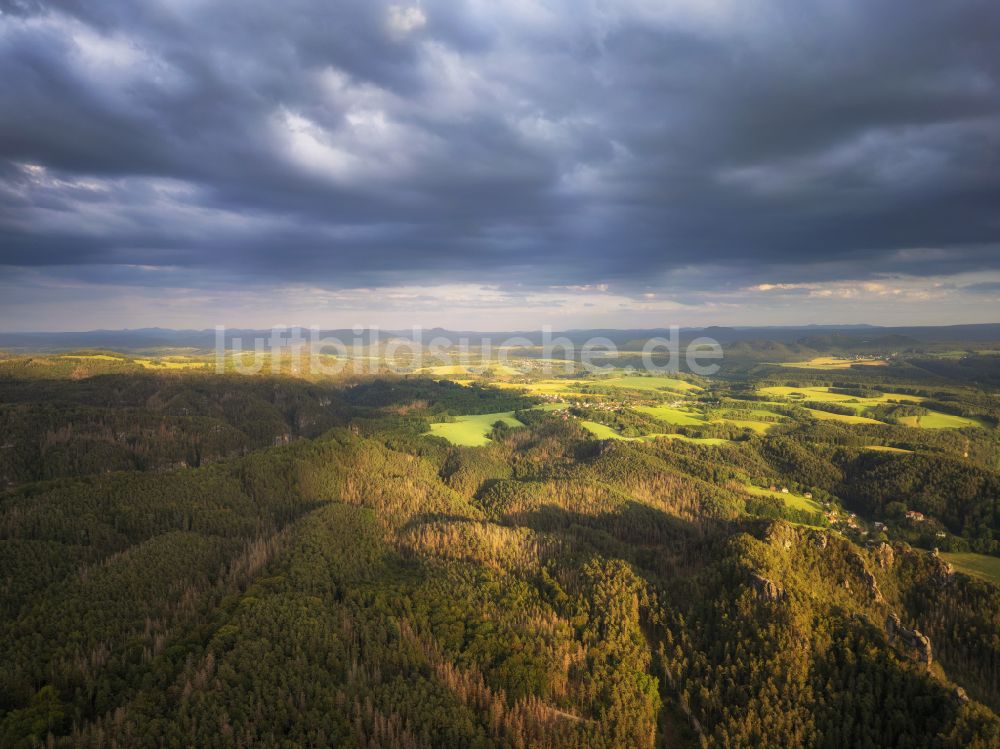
[0,323,999,353]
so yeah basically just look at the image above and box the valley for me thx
[1,334,999,747]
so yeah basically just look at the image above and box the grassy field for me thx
[774,356,888,370]
[536,402,569,411]
[758,385,923,407]
[941,553,1000,586]
[420,364,524,376]
[492,374,700,400]
[864,445,914,454]
[61,354,126,361]
[633,404,706,426]
[897,411,987,429]
[463,370,705,405]
[579,421,729,445]
[806,408,884,425]
[744,484,824,514]
[419,364,477,375]
[59,353,212,370]
[429,412,524,446]
[592,375,701,392]
[760,386,859,403]
[758,385,988,430]
[740,407,788,419]
[135,358,210,370]
[654,434,730,445]
[493,379,598,398]
[482,364,525,376]
[716,407,787,433]
[759,385,933,422]
[723,419,777,434]
[580,421,629,440]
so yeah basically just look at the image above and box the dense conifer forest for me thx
[1,352,999,747]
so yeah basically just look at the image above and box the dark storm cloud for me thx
[1,0,999,293]
[963,281,1000,295]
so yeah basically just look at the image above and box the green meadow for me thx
[774,356,888,370]
[419,364,479,375]
[492,379,597,398]
[579,421,728,445]
[735,407,788,419]
[536,401,569,411]
[429,412,524,446]
[941,552,1000,586]
[633,404,706,426]
[490,374,700,401]
[722,418,777,434]
[897,411,988,429]
[580,420,629,440]
[759,385,923,409]
[759,386,988,430]
[420,363,524,376]
[805,408,884,425]
[744,484,824,514]
[60,354,127,361]
[654,433,730,445]
[135,357,210,370]
[592,375,701,392]
[635,405,778,434]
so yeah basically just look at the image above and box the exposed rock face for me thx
[844,550,884,603]
[928,550,954,586]
[764,522,798,551]
[954,687,969,703]
[859,567,884,604]
[750,573,785,602]
[762,522,883,602]
[762,521,828,552]
[875,542,895,569]
[810,533,829,550]
[886,614,933,668]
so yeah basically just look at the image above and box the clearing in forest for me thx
[429,412,524,446]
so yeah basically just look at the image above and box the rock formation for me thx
[874,542,894,569]
[750,573,785,602]
[886,613,932,669]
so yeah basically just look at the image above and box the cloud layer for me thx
[1,0,998,328]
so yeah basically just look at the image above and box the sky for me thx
[1,0,999,331]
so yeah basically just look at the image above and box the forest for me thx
[1,351,999,748]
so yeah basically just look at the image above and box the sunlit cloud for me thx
[0,0,998,329]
